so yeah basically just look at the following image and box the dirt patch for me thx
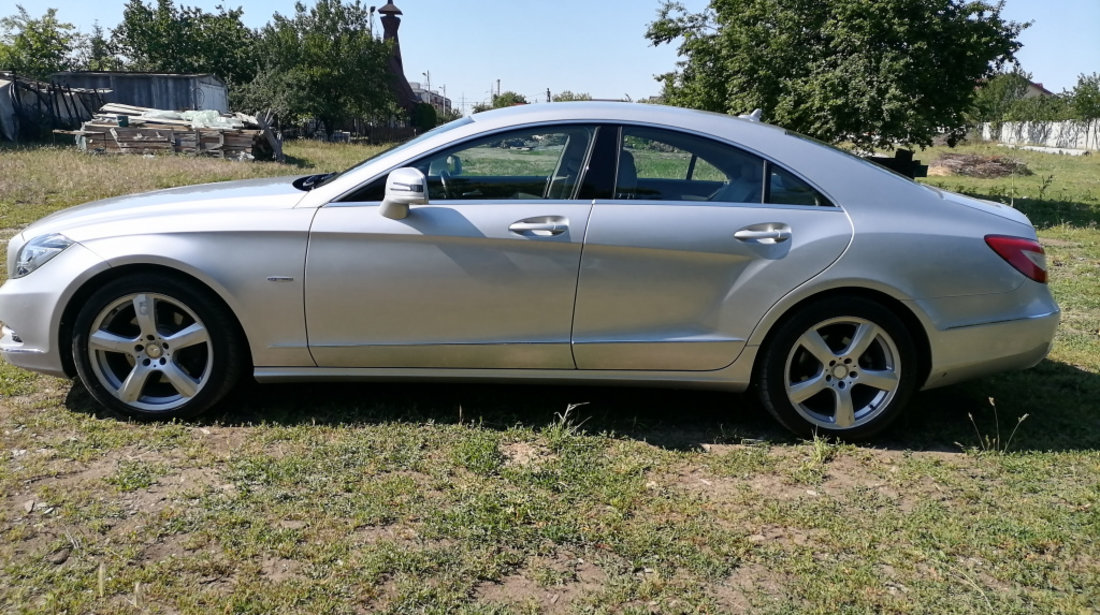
[928,153,1032,178]
[475,555,607,613]
[262,557,304,582]
[501,441,555,468]
[713,562,789,610]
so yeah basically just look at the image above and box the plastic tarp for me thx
[140,109,245,130]
[0,79,18,141]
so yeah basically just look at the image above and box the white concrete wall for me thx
[980,120,1100,151]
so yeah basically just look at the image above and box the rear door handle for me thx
[509,216,568,237]
[734,225,791,244]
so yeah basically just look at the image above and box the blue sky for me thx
[7,0,1098,114]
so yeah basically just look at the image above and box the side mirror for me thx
[380,167,428,220]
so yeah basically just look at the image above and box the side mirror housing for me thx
[380,167,428,220]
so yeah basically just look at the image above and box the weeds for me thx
[959,397,1031,454]
[543,402,590,452]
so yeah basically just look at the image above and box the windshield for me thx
[306,116,475,190]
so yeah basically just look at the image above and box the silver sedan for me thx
[0,102,1059,438]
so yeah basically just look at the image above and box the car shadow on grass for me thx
[63,358,1099,454]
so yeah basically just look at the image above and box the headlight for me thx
[13,234,74,279]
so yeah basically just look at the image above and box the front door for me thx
[305,125,598,369]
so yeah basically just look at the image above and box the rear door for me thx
[572,125,853,370]
[306,125,598,369]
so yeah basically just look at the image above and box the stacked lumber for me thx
[60,103,273,160]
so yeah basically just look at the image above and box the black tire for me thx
[757,296,918,440]
[72,274,244,420]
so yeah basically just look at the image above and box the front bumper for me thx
[0,242,110,378]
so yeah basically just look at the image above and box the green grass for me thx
[0,140,1098,613]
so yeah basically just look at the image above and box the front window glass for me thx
[316,116,474,192]
[413,126,596,200]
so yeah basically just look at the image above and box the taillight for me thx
[985,235,1047,283]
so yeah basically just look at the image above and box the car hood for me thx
[21,176,307,241]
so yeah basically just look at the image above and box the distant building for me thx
[51,72,229,112]
[1023,81,1055,99]
[409,82,453,116]
[378,2,419,116]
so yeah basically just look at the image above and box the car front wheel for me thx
[758,296,918,439]
[72,274,243,419]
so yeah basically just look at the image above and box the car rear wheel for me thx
[72,274,243,419]
[757,296,918,439]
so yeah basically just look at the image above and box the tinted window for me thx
[766,165,833,207]
[413,126,596,200]
[616,127,764,203]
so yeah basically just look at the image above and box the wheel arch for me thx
[58,264,252,378]
[750,287,932,388]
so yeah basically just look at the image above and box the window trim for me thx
[606,121,839,208]
[333,121,605,205]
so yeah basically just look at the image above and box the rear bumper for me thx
[921,308,1060,390]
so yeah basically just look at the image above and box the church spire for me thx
[377,2,417,115]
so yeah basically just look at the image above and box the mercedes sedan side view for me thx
[0,102,1059,438]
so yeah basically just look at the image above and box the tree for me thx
[1070,73,1100,120]
[0,6,81,79]
[238,0,394,131]
[492,91,528,108]
[411,102,437,131]
[552,90,592,102]
[436,107,464,124]
[79,23,122,71]
[112,0,257,87]
[970,70,1031,123]
[472,91,528,113]
[647,0,1026,148]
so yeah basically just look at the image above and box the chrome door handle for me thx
[509,217,568,236]
[734,228,791,243]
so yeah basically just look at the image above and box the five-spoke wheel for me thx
[73,275,243,419]
[758,297,918,439]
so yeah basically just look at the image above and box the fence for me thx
[980,119,1100,151]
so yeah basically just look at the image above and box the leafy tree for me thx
[80,23,122,71]
[970,70,1031,123]
[472,91,528,113]
[239,0,394,131]
[647,0,1026,148]
[112,0,257,87]
[1002,93,1074,122]
[411,102,437,131]
[0,6,81,79]
[492,91,528,108]
[552,90,592,102]
[1070,73,1100,120]
[437,107,465,123]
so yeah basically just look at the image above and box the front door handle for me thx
[734,224,791,244]
[509,216,568,237]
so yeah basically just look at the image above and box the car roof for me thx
[467,101,787,143]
